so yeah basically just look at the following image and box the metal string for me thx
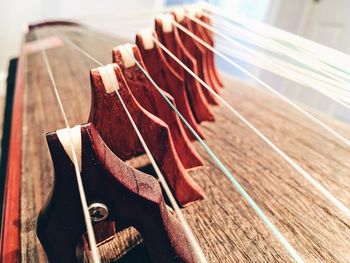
[170,18,350,220]
[171,20,350,147]
[41,49,101,263]
[216,41,350,105]
[57,33,208,263]
[201,3,350,81]
[203,13,350,91]
[188,14,350,106]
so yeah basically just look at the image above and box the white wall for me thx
[261,0,350,122]
[258,0,310,86]
[0,0,165,74]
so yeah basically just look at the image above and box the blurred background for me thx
[0,0,350,140]
[3,0,343,77]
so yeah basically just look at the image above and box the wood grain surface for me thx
[17,25,350,262]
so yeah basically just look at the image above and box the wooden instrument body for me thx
[2,23,350,262]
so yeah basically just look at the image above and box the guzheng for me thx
[2,3,350,263]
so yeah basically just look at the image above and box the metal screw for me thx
[88,203,109,222]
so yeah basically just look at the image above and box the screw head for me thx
[88,203,108,222]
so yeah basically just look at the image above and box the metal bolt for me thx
[88,203,109,222]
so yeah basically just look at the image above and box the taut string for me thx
[171,20,350,147]
[203,13,350,90]
[188,14,350,106]
[41,49,101,263]
[216,41,350,106]
[202,3,350,80]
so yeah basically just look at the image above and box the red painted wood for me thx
[112,45,204,169]
[188,15,222,92]
[88,64,204,206]
[37,123,198,263]
[0,42,25,263]
[135,31,204,141]
[199,15,224,88]
[155,17,214,123]
[174,15,219,104]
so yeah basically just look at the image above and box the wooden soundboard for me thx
[2,24,350,262]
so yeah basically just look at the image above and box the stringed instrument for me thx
[2,3,350,263]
